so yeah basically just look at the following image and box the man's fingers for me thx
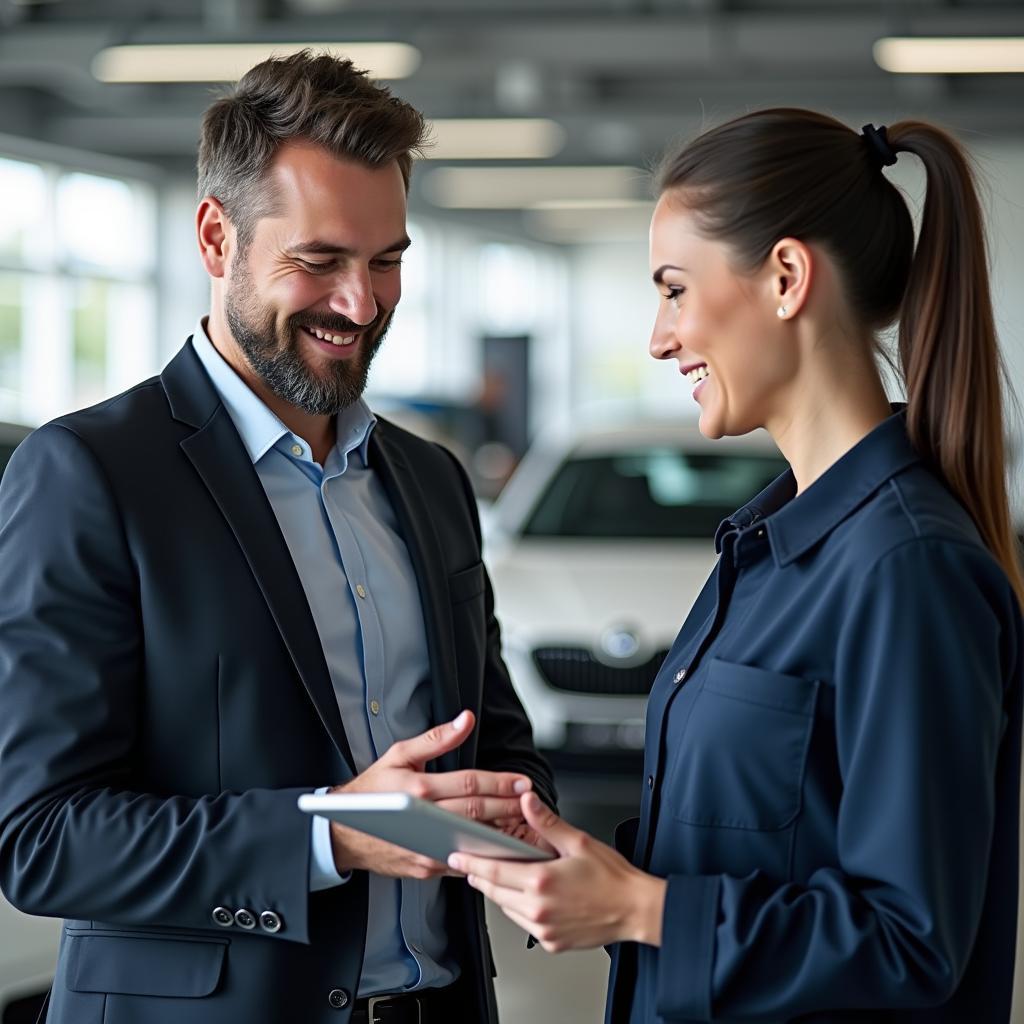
[435,796,524,822]
[417,769,532,802]
[384,710,475,768]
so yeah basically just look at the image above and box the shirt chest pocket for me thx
[670,658,819,831]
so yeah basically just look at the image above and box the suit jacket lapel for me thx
[371,427,463,773]
[163,343,356,774]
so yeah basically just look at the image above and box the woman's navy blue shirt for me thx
[607,412,1023,1022]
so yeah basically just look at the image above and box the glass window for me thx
[70,278,110,408]
[57,172,154,276]
[0,158,48,267]
[0,273,25,422]
[523,448,789,539]
[0,154,157,425]
[477,243,537,335]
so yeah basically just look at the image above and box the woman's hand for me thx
[449,792,667,952]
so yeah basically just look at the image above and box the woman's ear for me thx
[196,197,233,279]
[769,237,813,320]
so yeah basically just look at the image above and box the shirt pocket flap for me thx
[705,658,818,716]
[66,933,227,998]
[448,562,485,605]
[672,659,819,831]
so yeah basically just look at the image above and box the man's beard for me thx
[224,265,392,416]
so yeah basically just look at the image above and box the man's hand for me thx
[329,710,534,878]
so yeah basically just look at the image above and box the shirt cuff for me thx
[655,874,720,1021]
[309,786,351,891]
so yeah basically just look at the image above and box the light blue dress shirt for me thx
[191,320,456,996]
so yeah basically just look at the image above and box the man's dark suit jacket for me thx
[0,340,556,1024]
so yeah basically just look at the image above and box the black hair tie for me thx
[861,123,897,169]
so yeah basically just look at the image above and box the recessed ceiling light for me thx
[426,119,565,160]
[92,42,420,83]
[874,37,1024,74]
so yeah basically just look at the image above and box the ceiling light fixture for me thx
[424,166,644,209]
[874,37,1024,74]
[426,119,566,160]
[92,42,421,83]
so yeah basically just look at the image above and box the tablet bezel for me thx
[297,792,554,863]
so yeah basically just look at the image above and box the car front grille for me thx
[532,646,669,696]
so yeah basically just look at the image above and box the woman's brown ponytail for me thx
[888,121,1024,607]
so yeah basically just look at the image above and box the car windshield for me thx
[522,446,789,539]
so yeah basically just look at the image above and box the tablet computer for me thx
[297,792,554,863]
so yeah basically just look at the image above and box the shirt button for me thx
[369,700,381,715]
[673,667,687,684]
[356,584,367,599]
[327,988,349,1009]
[647,774,654,789]
[290,443,303,457]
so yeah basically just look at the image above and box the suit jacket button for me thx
[328,989,349,1009]
[212,907,234,928]
[259,910,283,933]
[234,908,256,930]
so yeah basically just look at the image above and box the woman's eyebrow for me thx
[652,264,685,284]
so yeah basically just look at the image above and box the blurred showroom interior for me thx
[1,1,1024,1021]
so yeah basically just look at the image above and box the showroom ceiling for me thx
[0,0,1022,234]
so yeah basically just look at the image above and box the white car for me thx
[485,420,787,766]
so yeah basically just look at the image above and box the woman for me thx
[450,109,1024,1022]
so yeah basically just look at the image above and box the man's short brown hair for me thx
[197,49,428,245]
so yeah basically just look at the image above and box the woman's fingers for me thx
[448,851,538,891]
[519,792,579,853]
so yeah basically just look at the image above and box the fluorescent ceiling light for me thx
[426,119,565,160]
[424,166,644,209]
[874,37,1024,74]
[92,42,420,83]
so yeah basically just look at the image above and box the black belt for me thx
[350,984,454,1024]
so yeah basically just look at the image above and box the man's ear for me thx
[768,236,813,320]
[196,197,233,279]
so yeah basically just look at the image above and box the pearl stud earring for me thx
[777,305,789,318]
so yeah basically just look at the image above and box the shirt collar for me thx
[190,317,376,467]
[716,409,920,567]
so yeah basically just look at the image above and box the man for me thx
[0,51,555,1023]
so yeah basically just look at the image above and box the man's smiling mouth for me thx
[301,325,358,347]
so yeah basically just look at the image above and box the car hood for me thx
[487,538,719,652]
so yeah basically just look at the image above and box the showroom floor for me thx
[489,903,609,1023]
[489,776,637,1023]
